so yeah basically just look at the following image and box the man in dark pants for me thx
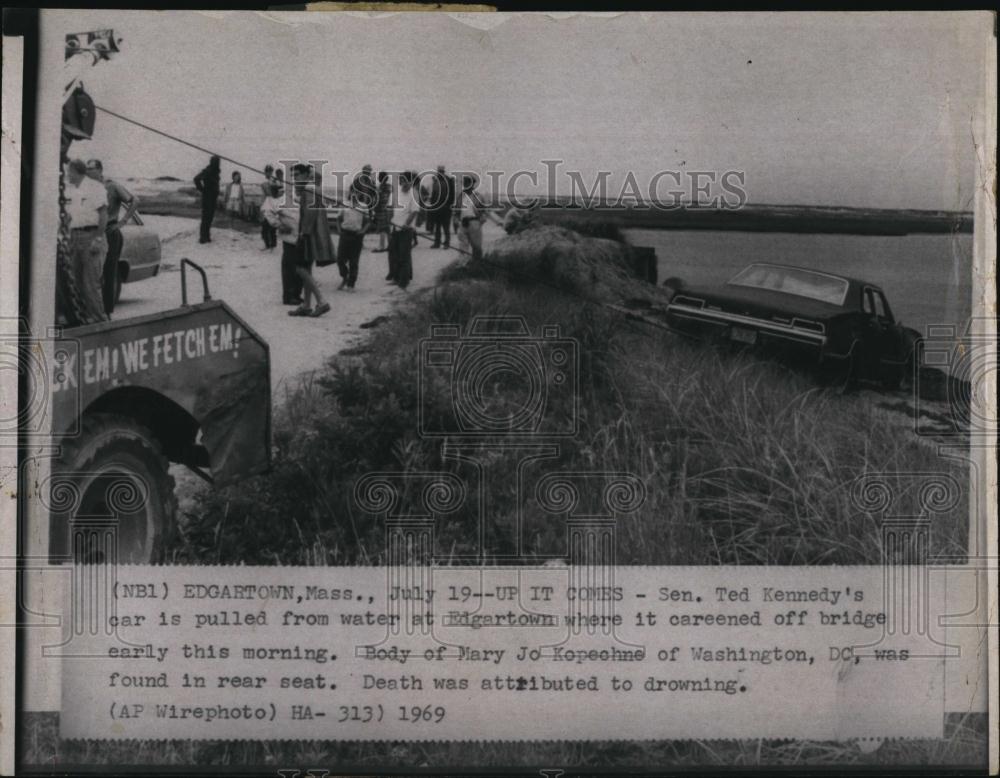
[194,155,221,243]
[388,172,419,288]
[277,180,303,304]
[337,191,369,290]
[85,158,138,315]
[429,165,455,249]
[64,158,110,324]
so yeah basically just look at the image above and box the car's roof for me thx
[727,262,879,292]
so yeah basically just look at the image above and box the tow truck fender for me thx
[51,301,270,485]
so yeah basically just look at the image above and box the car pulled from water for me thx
[664,262,921,389]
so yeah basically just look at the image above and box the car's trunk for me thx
[679,284,844,323]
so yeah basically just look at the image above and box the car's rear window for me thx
[728,264,848,306]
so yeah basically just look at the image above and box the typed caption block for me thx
[58,566,946,741]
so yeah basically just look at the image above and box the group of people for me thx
[58,151,523,329]
[58,157,139,326]
[353,165,505,289]
[191,157,507,319]
[352,164,504,287]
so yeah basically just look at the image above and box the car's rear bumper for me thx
[665,302,833,357]
[123,264,159,283]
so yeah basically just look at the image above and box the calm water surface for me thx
[626,229,974,337]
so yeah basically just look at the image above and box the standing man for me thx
[349,164,377,208]
[259,183,281,252]
[387,171,420,288]
[85,159,138,315]
[193,155,221,244]
[454,174,502,263]
[429,165,455,249]
[64,159,109,323]
[336,191,369,291]
[276,178,303,305]
[287,164,333,318]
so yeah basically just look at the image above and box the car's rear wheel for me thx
[881,336,921,392]
[821,349,859,394]
[54,413,177,564]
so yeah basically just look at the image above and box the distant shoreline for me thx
[538,202,973,236]
[132,179,973,236]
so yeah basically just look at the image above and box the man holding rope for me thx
[454,173,503,263]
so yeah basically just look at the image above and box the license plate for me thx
[730,326,757,345]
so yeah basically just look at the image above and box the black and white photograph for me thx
[2,8,995,775]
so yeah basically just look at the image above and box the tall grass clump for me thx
[179,232,967,566]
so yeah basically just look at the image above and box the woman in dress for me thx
[225,171,245,217]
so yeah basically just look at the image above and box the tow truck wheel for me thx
[55,413,177,564]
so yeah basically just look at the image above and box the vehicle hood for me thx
[675,283,846,322]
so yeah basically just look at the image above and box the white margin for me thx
[0,32,25,778]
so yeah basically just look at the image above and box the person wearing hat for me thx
[64,158,110,323]
[428,164,455,249]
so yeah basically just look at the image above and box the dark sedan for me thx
[664,263,921,389]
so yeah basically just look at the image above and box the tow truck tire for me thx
[55,413,177,563]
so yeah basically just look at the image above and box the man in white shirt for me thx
[64,158,109,323]
[86,158,138,315]
[454,174,503,263]
[274,183,303,304]
[387,172,420,288]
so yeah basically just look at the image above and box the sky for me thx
[43,10,991,210]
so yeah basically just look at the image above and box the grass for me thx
[22,226,978,770]
[166,254,966,566]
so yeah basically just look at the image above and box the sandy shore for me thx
[118,215,504,394]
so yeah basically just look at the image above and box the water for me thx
[626,229,974,337]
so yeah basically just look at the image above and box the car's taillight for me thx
[792,318,825,334]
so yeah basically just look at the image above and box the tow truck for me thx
[48,29,270,562]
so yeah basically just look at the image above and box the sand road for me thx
[115,215,504,394]
[112,215,502,514]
